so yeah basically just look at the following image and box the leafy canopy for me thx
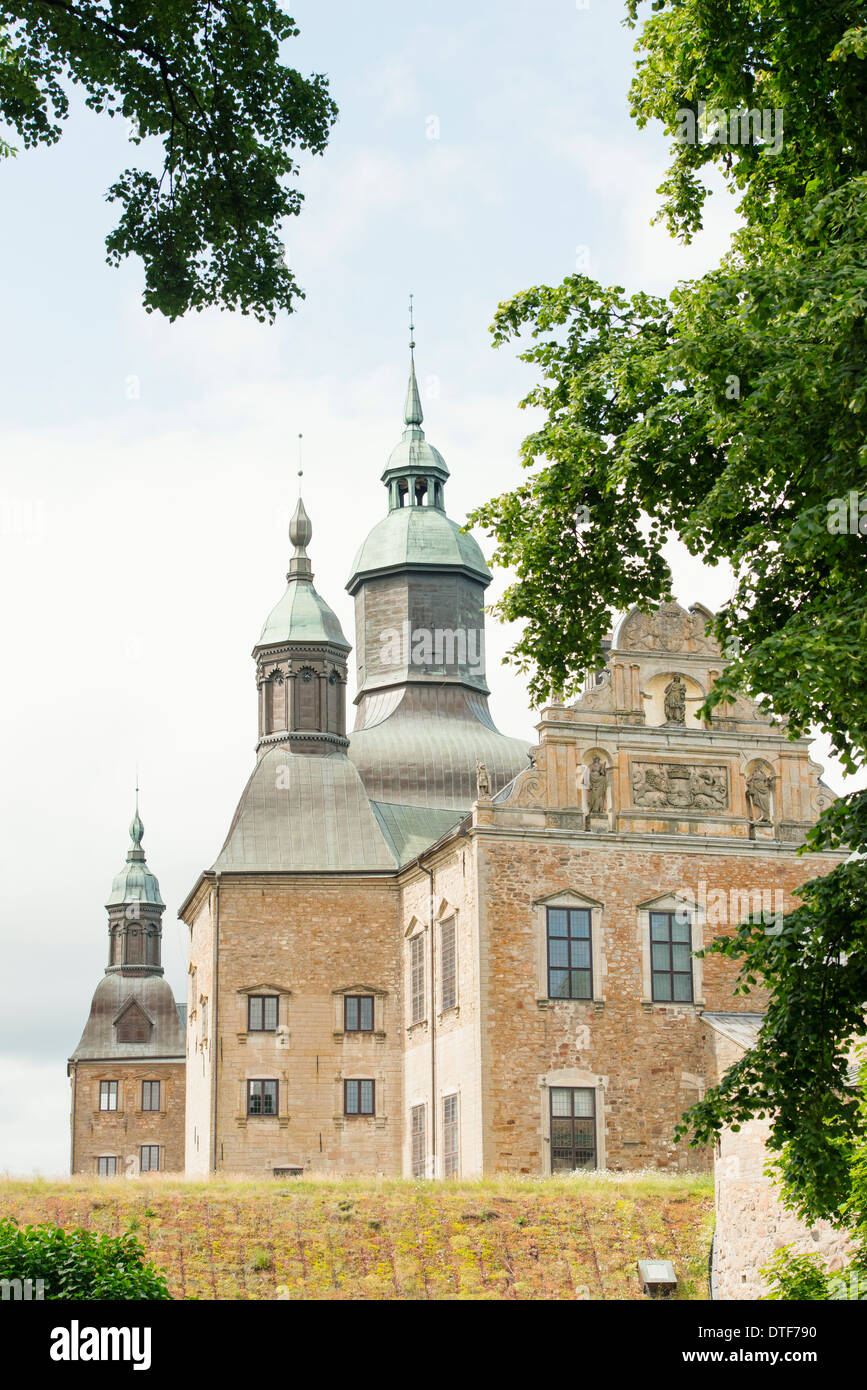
[468,0,867,1223]
[0,2,337,318]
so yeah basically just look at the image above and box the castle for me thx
[69,353,845,1178]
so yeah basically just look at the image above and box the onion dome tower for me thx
[253,496,351,758]
[346,327,528,810]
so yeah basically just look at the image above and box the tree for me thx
[468,0,867,1223]
[0,2,337,319]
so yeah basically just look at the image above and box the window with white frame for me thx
[443,1094,459,1177]
[440,918,457,1012]
[411,1103,426,1177]
[650,910,694,1002]
[410,934,425,1024]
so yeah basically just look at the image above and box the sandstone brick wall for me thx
[193,874,403,1176]
[70,1061,185,1174]
[474,836,843,1175]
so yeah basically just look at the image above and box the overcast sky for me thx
[1,1,860,1175]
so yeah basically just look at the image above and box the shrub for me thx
[761,1246,831,1300]
[0,1217,171,1300]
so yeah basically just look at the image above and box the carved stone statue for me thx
[588,756,609,815]
[475,759,490,799]
[746,766,773,823]
[527,749,537,770]
[663,673,687,725]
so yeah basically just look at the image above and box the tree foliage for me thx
[468,0,867,1222]
[0,2,337,318]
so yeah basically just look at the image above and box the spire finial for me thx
[297,432,303,494]
[129,780,144,853]
[287,494,313,583]
[404,295,423,428]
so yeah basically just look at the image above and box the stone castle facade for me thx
[69,355,845,1178]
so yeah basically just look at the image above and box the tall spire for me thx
[404,293,423,427]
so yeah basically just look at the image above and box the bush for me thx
[0,1217,171,1300]
[760,1246,832,1300]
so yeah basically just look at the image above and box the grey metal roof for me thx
[701,1012,766,1051]
[213,748,398,872]
[175,1002,187,1029]
[70,973,185,1061]
[370,801,464,866]
[349,688,529,811]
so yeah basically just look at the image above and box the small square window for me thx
[248,995,278,1032]
[99,1081,118,1112]
[97,1156,117,1177]
[140,1145,160,1172]
[247,1079,278,1116]
[344,1079,375,1116]
[344,996,374,1032]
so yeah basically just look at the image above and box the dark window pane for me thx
[549,938,569,968]
[263,997,278,1030]
[673,973,694,1002]
[345,997,358,1030]
[547,909,568,936]
[650,914,670,940]
[570,940,590,968]
[263,1082,277,1115]
[570,910,591,937]
[570,970,591,998]
[549,969,570,998]
[671,943,692,972]
[360,996,374,1030]
[249,997,263,1030]
[652,973,672,1001]
[651,942,671,971]
[360,1080,374,1114]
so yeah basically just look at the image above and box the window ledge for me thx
[406,1019,429,1035]
[94,1110,124,1119]
[438,1005,460,1021]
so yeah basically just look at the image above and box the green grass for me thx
[0,1171,714,1300]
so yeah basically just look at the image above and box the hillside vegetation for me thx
[0,1171,713,1300]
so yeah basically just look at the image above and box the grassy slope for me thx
[0,1171,714,1300]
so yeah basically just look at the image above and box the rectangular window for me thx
[550,1087,596,1172]
[140,1145,160,1173]
[201,998,208,1041]
[344,1079,375,1116]
[99,1080,118,1112]
[97,1156,117,1177]
[410,934,425,1024]
[440,918,457,1012]
[650,911,694,1002]
[141,1080,160,1112]
[248,995,278,1032]
[546,907,592,1000]
[344,995,374,1033]
[247,1079,278,1117]
[443,1094,459,1177]
[411,1103,426,1178]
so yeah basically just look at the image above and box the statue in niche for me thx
[663,673,687,725]
[475,759,490,799]
[588,756,609,815]
[746,766,773,823]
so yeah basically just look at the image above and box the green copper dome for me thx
[257,580,349,649]
[347,506,490,591]
[256,496,350,651]
[347,356,490,592]
[106,802,165,908]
